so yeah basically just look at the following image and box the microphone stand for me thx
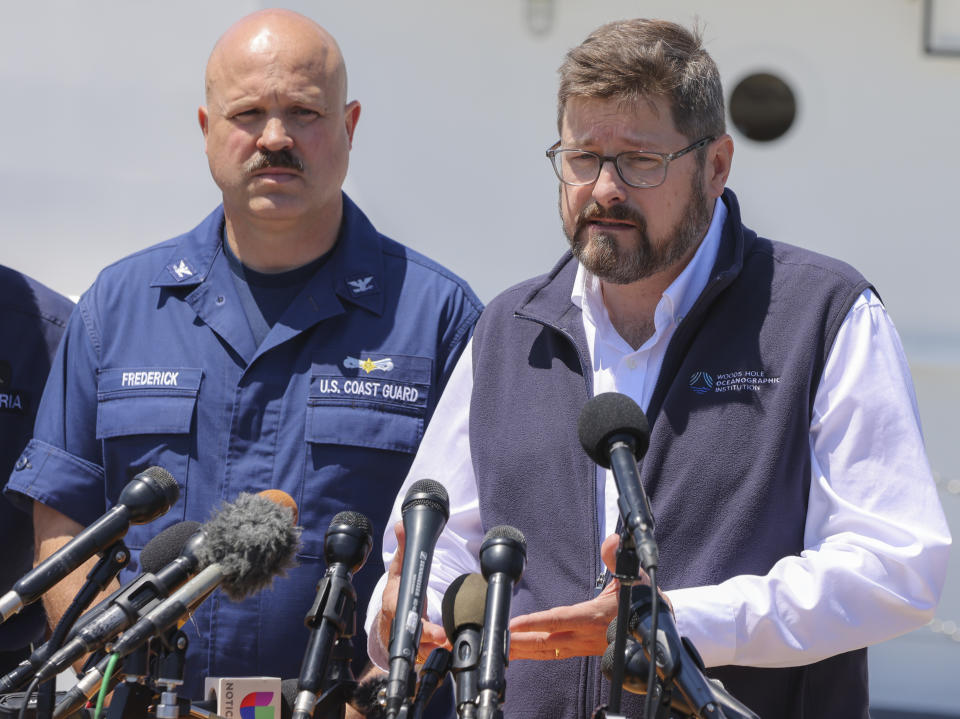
[105,626,189,719]
[294,576,357,719]
[34,541,130,719]
[603,532,675,719]
[312,637,357,719]
[606,528,639,715]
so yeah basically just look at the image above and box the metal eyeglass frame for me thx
[545,135,715,189]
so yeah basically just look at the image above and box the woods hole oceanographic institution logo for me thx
[689,371,714,394]
[690,368,782,394]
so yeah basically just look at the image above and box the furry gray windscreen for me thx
[196,492,302,600]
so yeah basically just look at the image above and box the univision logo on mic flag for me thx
[240,692,274,719]
[205,677,280,719]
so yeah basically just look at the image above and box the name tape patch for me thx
[121,370,181,387]
[315,378,421,404]
[98,367,203,395]
[0,390,28,414]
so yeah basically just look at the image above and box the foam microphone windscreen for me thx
[195,492,302,600]
[259,488,300,525]
[441,573,488,642]
[577,392,650,468]
[138,521,202,573]
[280,678,299,719]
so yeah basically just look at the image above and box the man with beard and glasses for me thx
[4,9,481,705]
[365,18,950,719]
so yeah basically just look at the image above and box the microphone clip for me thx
[304,573,357,638]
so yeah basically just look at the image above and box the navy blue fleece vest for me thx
[469,190,872,719]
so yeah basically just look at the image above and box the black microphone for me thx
[292,511,373,719]
[28,520,205,684]
[441,573,487,719]
[601,617,689,714]
[628,587,759,719]
[578,393,657,571]
[58,491,301,714]
[0,466,180,623]
[601,634,651,696]
[476,526,526,719]
[1,520,201,691]
[347,674,389,719]
[409,647,451,719]
[384,480,450,719]
[280,677,300,719]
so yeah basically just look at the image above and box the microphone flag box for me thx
[204,677,281,719]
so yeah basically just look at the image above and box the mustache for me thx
[576,201,646,229]
[244,149,304,174]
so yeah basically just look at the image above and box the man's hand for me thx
[508,533,670,661]
[508,573,621,660]
[374,522,450,662]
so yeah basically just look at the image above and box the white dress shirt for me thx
[365,198,951,669]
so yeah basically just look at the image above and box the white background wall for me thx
[3,1,958,713]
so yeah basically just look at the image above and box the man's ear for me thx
[198,106,209,151]
[344,100,361,148]
[705,133,734,199]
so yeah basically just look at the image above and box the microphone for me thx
[280,677,300,719]
[30,520,206,684]
[601,635,651,697]
[409,648,451,719]
[601,618,691,714]
[109,491,300,657]
[476,526,526,719]
[348,674,389,719]
[441,573,487,719]
[0,466,180,622]
[384,480,450,719]
[292,511,373,719]
[57,491,300,715]
[1,520,202,691]
[628,587,759,719]
[577,393,657,570]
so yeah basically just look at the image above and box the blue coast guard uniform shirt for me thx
[0,266,73,656]
[5,194,482,696]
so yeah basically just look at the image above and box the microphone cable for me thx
[92,654,121,719]
[17,676,40,719]
[643,566,659,719]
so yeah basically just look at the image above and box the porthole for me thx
[728,72,797,142]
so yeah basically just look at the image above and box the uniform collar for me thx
[149,193,386,317]
[329,193,386,316]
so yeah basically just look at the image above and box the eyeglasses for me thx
[545,136,714,189]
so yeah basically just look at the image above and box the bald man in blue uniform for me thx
[4,10,480,702]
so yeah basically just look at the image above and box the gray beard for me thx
[563,178,712,285]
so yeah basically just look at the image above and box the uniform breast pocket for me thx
[298,354,432,558]
[96,368,201,550]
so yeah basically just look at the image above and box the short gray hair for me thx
[558,18,725,142]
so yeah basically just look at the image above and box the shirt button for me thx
[216,295,225,305]
[14,455,30,471]
[627,358,638,370]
